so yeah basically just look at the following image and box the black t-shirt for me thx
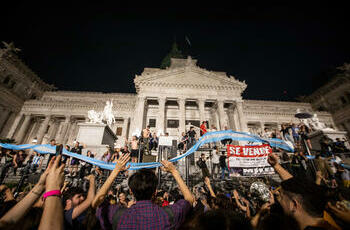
[219,155,227,168]
[187,130,196,138]
[71,146,83,155]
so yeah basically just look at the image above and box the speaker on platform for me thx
[170,140,177,159]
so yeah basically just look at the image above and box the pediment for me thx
[135,67,246,90]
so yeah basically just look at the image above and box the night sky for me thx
[1,3,349,101]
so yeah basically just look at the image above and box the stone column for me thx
[6,113,23,139]
[67,120,78,145]
[15,114,32,143]
[130,96,146,137]
[236,101,248,132]
[217,100,226,130]
[57,116,70,144]
[156,97,166,134]
[37,115,51,144]
[178,98,186,134]
[198,99,205,125]
[215,111,220,130]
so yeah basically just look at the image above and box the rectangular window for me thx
[167,119,179,128]
[149,119,156,128]
[116,127,123,136]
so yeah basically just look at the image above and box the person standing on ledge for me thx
[197,153,210,179]
[200,121,207,136]
[142,125,151,155]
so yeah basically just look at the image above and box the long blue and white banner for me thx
[0,130,294,170]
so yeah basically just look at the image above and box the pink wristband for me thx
[43,190,61,201]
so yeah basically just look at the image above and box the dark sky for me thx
[2,3,349,101]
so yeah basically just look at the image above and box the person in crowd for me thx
[0,150,14,184]
[290,150,308,177]
[334,138,349,153]
[111,147,120,162]
[187,126,197,147]
[149,132,158,151]
[262,128,271,139]
[117,191,130,208]
[96,149,111,177]
[178,132,188,154]
[12,150,28,176]
[30,151,44,173]
[142,125,151,155]
[62,144,71,164]
[320,136,334,157]
[79,150,94,180]
[63,174,95,230]
[219,151,229,180]
[211,146,220,178]
[69,141,85,177]
[299,124,312,150]
[130,135,140,163]
[93,153,194,230]
[197,153,210,179]
[284,123,295,145]
[200,121,207,136]
[292,123,300,144]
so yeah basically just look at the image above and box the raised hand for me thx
[45,155,65,191]
[267,152,279,167]
[114,153,130,172]
[37,156,57,188]
[160,160,177,173]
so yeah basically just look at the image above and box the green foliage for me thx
[160,43,184,69]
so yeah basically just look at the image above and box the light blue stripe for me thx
[0,130,296,170]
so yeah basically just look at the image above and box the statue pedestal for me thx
[76,122,117,158]
[307,129,349,151]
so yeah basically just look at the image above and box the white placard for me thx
[158,136,174,146]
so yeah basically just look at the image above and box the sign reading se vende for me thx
[227,144,272,168]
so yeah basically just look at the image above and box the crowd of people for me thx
[0,147,350,230]
[0,121,350,230]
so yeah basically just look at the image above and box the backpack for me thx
[112,206,174,230]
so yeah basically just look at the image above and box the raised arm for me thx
[92,153,130,208]
[233,189,247,212]
[39,155,65,230]
[204,177,216,198]
[0,156,56,228]
[267,152,293,181]
[161,160,195,205]
[71,174,95,219]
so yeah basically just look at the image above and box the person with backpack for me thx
[93,153,194,230]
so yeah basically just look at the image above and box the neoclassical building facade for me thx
[0,51,335,146]
[306,63,350,136]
